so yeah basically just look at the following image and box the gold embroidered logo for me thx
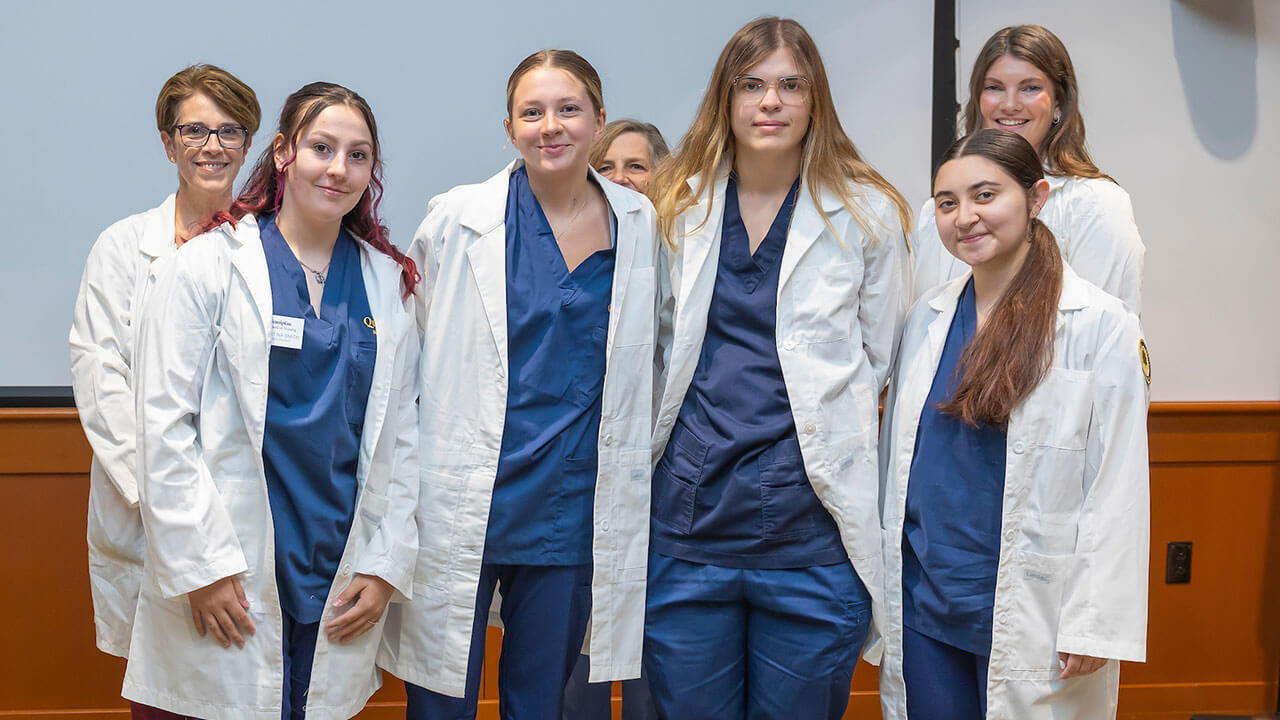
[364,316,377,334]
[1139,339,1151,386]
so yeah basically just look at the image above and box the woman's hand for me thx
[1058,652,1107,679]
[325,574,395,644]
[188,575,255,648]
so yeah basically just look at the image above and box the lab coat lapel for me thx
[593,167,642,359]
[139,194,177,259]
[357,246,404,471]
[460,163,516,376]
[776,181,827,292]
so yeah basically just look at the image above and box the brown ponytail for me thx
[935,129,1064,427]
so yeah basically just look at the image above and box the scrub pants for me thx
[643,553,871,720]
[405,563,592,720]
[281,612,321,719]
[902,625,989,720]
[562,654,658,720]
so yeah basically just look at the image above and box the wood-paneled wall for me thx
[1,403,1276,719]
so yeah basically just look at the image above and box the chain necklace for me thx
[548,192,589,238]
[297,257,331,284]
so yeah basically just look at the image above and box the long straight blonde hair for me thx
[650,17,911,248]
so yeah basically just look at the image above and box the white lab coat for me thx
[912,174,1145,315]
[69,194,177,658]
[878,267,1150,719]
[378,161,659,696]
[125,216,420,720]
[651,168,910,663]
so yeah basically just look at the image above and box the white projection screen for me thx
[0,1,933,391]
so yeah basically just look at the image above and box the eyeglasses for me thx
[173,123,249,149]
[732,75,811,105]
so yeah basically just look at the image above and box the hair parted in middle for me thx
[649,16,912,249]
[963,25,1112,182]
[933,128,1064,428]
[229,82,418,298]
[589,119,671,170]
[506,49,604,118]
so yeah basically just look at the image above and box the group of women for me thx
[70,15,1150,720]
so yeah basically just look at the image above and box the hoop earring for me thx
[1052,112,1062,125]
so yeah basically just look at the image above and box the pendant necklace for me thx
[297,257,331,284]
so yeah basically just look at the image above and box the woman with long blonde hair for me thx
[645,16,910,719]
[911,25,1145,315]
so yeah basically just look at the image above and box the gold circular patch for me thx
[1139,339,1151,386]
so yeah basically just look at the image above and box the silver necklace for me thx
[549,192,589,238]
[297,257,331,284]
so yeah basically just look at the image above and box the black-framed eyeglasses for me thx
[173,123,249,149]
[732,75,812,105]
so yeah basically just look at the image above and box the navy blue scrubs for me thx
[259,215,375,719]
[644,176,871,720]
[405,167,614,720]
[901,277,1006,718]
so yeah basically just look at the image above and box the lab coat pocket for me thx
[759,440,824,541]
[651,422,707,534]
[789,261,862,345]
[1017,368,1092,539]
[1003,549,1070,677]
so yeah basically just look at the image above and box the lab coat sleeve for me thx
[857,198,910,392]
[407,195,444,343]
[70,230,142,504]
[1065,185,1145,316]
[1056,310,1150,662]
[354,312,421,601]
[134,244,248,599]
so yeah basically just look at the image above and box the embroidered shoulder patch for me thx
[1139,339,1151,386]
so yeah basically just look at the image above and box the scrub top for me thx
[650,175,846,569]
[259,214,376,623]
[484,166,616,566]
[901,277,1007,656]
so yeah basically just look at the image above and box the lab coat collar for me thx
[458,159,645,235]
[138,194,178,258]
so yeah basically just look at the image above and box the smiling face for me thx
[978,55,1059,153]
[730,48,811,157]
[505,66,605,178]
[161,91,249,202]
[595,131,655,192]
[933,154,1048,272]
[274,103,374,226]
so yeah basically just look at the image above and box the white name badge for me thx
[271,315,305,350]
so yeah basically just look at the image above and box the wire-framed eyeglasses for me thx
[173,123,249,149]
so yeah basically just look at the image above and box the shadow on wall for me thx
[1171,0,1258,160]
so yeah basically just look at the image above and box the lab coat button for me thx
[600,520,610,531]
[341,563,352,575]
[603,434,614,446]
[1003,530,1015,541]
[1012,440,1026,454]
[660,415,673,426]
[803,423,817,434]
[783,340,796,351]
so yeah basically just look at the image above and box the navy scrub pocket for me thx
[652,422,709,535]
[345,340,377,427]
[759,438,824,541]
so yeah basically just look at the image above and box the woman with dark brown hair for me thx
[879,129,1150,719]
[912,25,1145,316]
